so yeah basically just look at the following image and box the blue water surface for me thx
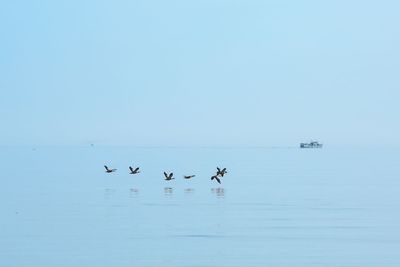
[1,147,399,266]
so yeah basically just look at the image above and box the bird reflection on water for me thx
[129,188,139,198]
[211,187,225,198]
[184,188,195,195]
[104,188,116,199]
[164,187,174,196]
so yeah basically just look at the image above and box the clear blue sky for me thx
[1,0,399,146]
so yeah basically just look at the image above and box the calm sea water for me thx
[1,147,400,266]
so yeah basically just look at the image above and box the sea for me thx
[1,146,399,266]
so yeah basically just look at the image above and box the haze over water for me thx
[1,146,399,266]
[2,0,400,266]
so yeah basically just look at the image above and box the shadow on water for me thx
[211,187,225,198]
[164,187,173,197]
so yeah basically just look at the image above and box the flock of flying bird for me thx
[103,165,228,184]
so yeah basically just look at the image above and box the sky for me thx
[1,0,399,147]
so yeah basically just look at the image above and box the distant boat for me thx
[300,141,323,148]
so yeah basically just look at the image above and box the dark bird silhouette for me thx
[216,167,227,177]
[104,165,117,173]
[164,172,174,181]
[211,175,221,184]
[183,175,196,179]
[129,166,140,174]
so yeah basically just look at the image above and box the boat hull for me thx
[300,143,323,148]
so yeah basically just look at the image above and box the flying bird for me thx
[216,167,227,177]
[211,175,221,184]
[129,166,140,174]
[164,172,174,181]
[183,175,196,179]
[104,165,117,173]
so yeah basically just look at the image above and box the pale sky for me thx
[1,0,399,146]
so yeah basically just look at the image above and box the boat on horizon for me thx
[300,141,323,148]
